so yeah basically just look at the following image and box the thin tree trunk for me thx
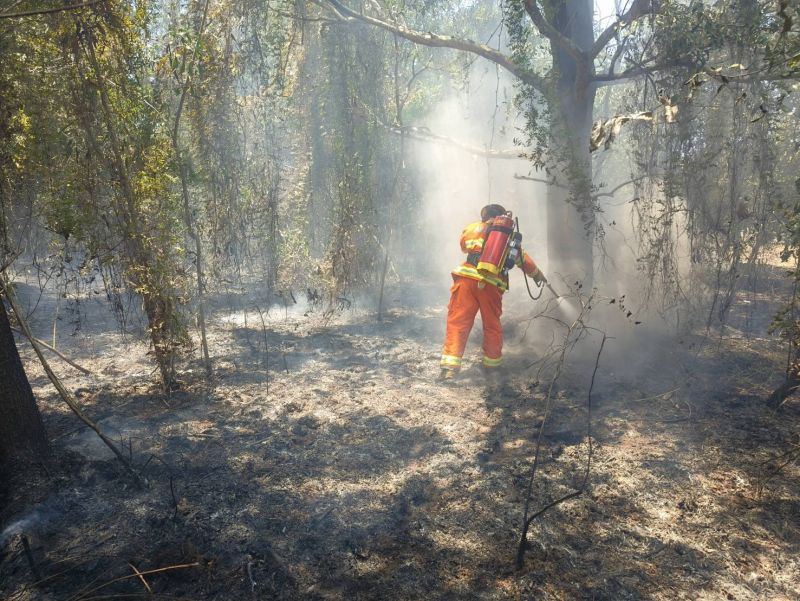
[172,0,212,378]
[378,36,405,321]
[178,159,212,376]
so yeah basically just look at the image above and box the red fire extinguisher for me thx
[477,212,515,276]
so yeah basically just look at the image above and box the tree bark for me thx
[0,292,49,468]
[545,0,596,288]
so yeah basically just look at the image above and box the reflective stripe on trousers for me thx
[440,354,462,368]
[440,275,503,369]
[482,355,503,368]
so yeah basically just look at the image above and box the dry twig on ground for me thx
[515,292,607,569]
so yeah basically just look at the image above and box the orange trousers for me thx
[441,275,503,371]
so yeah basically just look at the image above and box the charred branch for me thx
[10,327,92,375]
[515,328,606,570]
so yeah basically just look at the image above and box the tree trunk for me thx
[172,0,212,379]
[0,292,49,467]
[546,0,596,289]
[546,177,593,288]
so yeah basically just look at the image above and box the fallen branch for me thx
[127,562,153,594]
[626,386,681,403]
[246,558,257,593]
[68,562,200,601]
[11,326,92,375]
[3,277,143,487]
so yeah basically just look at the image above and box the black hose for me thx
[524,271,544,300]
[515,216,543,301]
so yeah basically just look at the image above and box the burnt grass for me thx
[1,288,799,600]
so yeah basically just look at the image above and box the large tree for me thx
[313,0,764,288]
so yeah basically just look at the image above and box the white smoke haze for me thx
[0,494,64,551]
[397,60,594,370]
[401,54,703,377]
[408,67,548,304]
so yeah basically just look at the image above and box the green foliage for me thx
[503,0,550,170]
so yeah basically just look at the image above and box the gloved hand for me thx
[532,269,547,285]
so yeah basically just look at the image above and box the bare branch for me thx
[514,173,561,186]
[127,563,153,594]
[523,0,585,63]
[603,36,629,78]
[390,125,523,159]
[352,90,523,159]
[515,290,595,568]
[702,65,800,85]
[591,0,659,59]
[594,58,694,84]
[315,0,547,91]
[10,326,92,375]
[0,249,22,273]
[3,277,143,487]
[515,329,607,569]
[592,176,651,199]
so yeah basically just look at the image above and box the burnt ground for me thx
[1,277,799,601]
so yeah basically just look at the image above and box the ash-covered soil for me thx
[2,282,799,600]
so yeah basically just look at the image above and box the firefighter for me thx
[439,204,544,380]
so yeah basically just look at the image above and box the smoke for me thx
[407,66,548,308]
[400,48,690,379]
[0,513,41,549]
[0,495,63,550]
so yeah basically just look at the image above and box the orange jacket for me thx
[452,220,540,292]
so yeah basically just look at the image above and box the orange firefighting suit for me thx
[440,220,541,371]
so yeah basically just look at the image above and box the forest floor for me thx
[2,271,800,600]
